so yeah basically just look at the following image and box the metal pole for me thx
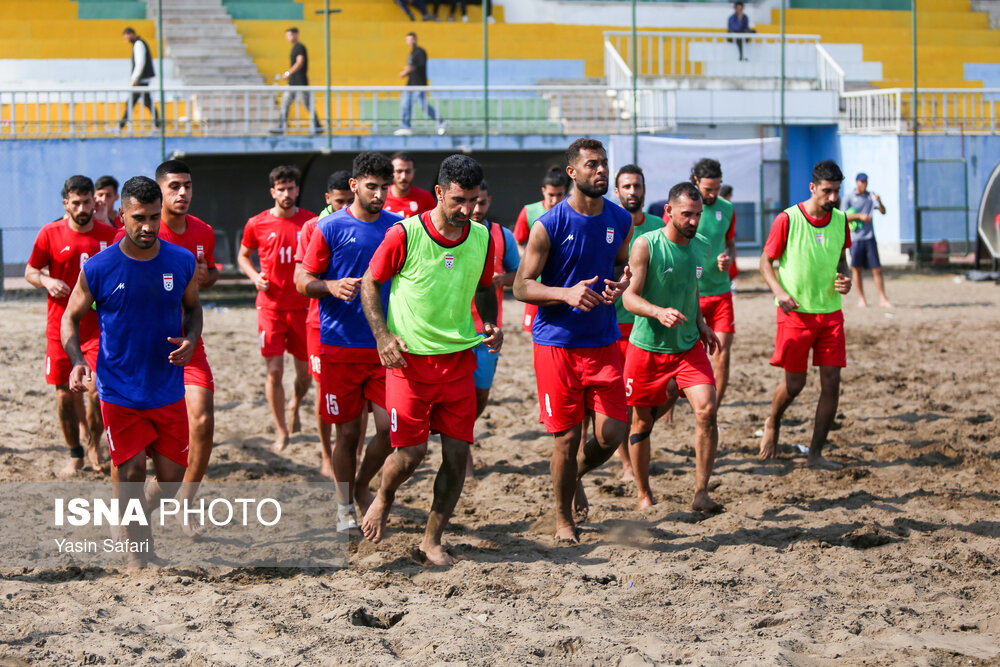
[157,0,165,159]
[483,5,489,149]
[315,6,341,150]
[631,0,638,163]
[780,0,788,208]
[912,0,921,266]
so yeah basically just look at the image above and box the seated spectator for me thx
[727,2,755,61]
[396,0,437,21]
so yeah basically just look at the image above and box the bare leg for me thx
[317,402,334,478]
[807,366,843,470]
[361,441,426,543]
[177,384,214,537]
[471,386,491,477]
[354,408,369,464]
[712,332,734,406]
[265,356,289,452]
[759,371,807,460]
[332,417,363,505]
[287,357,311,435]
[872,268,893,307]
[55,385,84,477]
[686,384,722,512]
[83,385,105,470]
[628,396,675,509]
[112,451,151,570]
[852,266,867,307]
[420,435,470,566]
[354,405,391,514]
[551,423,584,542]
[616,406,635,481]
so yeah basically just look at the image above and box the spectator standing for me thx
[119,28,160,130]
[727,2,755,61]
[843,172,892,308]
[275,27,323,135]
[395,33,445,136]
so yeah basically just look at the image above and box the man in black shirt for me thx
[395,32,445,136]
[275,27,323,134]
[119,27,160,130]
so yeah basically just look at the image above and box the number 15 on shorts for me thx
[325,393,339,416]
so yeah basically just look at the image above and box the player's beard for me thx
[822,199,839,212]
[577,180,608,198]
[675,220,696,239]
[128,229,156,249]
[360,195,383,215]
[621,197,644,213]
[70,210,92,226]
[277,198,295,211]
[701,194,717,206]
[444,210,468,228]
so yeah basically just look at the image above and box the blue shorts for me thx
[473,340,500,390]
[850,238,881,270]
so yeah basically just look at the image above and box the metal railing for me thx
[841,88,1000,134]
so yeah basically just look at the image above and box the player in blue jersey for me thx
[514,137,633,543]
[297,152,401,532]
[62,176,202,568]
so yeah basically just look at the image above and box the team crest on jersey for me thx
[696,265,703,279]
[410,201,418,212]
[716,211,722,221]
[444,253,455,269]
[815,232,825,245]
[605,227,614,244]
[99,241,107,251]
[163,273,174,291]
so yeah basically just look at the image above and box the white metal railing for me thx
[841,88,1000,134]
[603,30,845,93]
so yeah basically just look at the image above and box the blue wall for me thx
[786,125,841,203]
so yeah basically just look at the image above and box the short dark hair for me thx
[566,137,606,166]
[691,158,722,183]
[437,155,484,191]
[668,181,702,203]
[94,175,118,192]
[719,184,733,199]
[479,179,490,193]
[811,160,844,185]
[123,27,135,35]
[615,164,644,188]
[269,165,301,187]
[351,152,393,182]
[542,165,570,190]
[391,151,415,164]
[327,170,352,192]
[406,32,417,39]
[120,176,162,208]
[62,175,94,199]
[155,159,191,182]
[286,26,299,33]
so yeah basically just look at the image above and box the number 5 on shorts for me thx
[625,378,633,397]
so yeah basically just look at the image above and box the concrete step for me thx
[172,55,254,67]
[162,25,239,37]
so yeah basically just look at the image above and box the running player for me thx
[612,164,665,480]
[512,165,570,332]
[513,138,633,543]
[93,175,120,228]
[62,176,201,568]
[622,182,722,512]
[383,151,435,217]
[759,160,852,470]
[294,169,354,478]
[360,155,501,566]
[237,165,315,452]
[691,158,737,405]
[468,178,519,475]
[298,151,399,530]
[26,175,117,477]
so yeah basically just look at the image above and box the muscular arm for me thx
[512,221,565,306]
[361,269,407,367]
[61,271,94,369]
[837,249,849,276]
[295,263,360,301]
[288,54,305,76]
[238,244,268,291]
[181,275,203,345]
[473,285,498,326]
[622,237,659,319]
[25,264,70,298]
[199,263,219,289]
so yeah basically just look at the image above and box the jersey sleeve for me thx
[479,235,496,287]
[501,227,520,272]
[294,219,316,263]
[204,227,217,269]
[513,207,529,245]
[726,211,736,241]
[27,227,52,270]
[763,212,790,259]
[301,226,331,275]
[241,219,258,250]
[369,224,408,282]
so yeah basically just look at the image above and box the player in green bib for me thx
[691,158,738,405]
[359,155,502,566]
[612,164,665,482]
[759,160,853,471]
[622,182,723,512]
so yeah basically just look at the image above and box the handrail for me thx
[603,29,821,43]
[840,87,1000,134]
[814,43,845,95]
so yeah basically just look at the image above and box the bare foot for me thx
[691,490,724,513]
[573,479,589,522]
[637,494,655,510]
[354,483,375,517]
[419,541,456,566]
[179,513,206,539]
[287,403,301,434]
[57,457,84,479]
[361,494,390,543]
[554,522,579,544]
[879,299,894,308]
[84,443,106,472]
[806,454,843,471]
[620,464,635,483]
[758,417,779,461]
[857,299,868,308]
[319,459,334,479]
[272,433,289,454]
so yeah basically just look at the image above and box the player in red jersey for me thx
[238,165,316,453]
[383,151,436,217]
[93,175,120,228]
[26,175,117,477]
[294,169,354,478]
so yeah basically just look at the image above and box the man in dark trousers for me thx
[276,27,323,134]
[395,33,445,136]
[119,27,160,130]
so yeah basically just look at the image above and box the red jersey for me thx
[159,214,216,269]
[28,218,118,341]
[241,207,315,311]
[383,185,435,218]
[295,215,322,328]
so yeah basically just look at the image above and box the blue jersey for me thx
[84,240,195,409]
[315,208,400,348]
[532,198,632,348]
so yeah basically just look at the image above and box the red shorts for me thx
[184,340,214,391]
[700,292,736,334]
[623,343,715,407]
[257,307,308,360]
[533,343,627,433]
[45,337,98,386]
[386,371,476,447]
[320,358,386,424]
[616,323,633,366]
[101,398,189,468]
[770,320,847,373]
[307,325,322,381]
[522,303,538,333]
